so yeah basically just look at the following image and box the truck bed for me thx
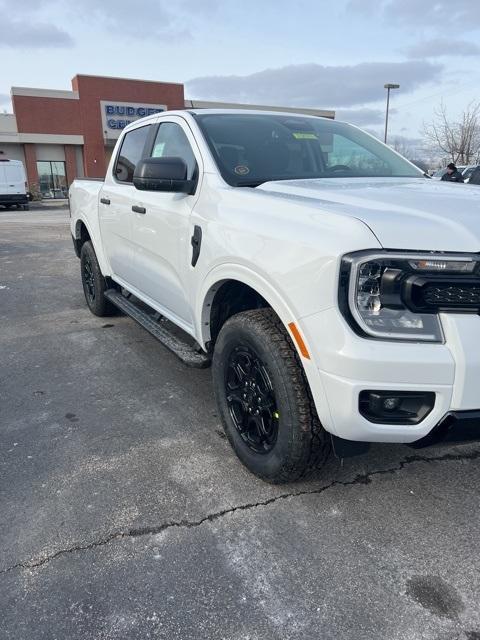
[74,177,105,182]
[69,178,105,256]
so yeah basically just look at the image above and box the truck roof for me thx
[122,108,333,134]
[185,108,330,119]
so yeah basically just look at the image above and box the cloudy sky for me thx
[1,0,479,145]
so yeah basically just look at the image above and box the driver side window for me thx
[114,125,151,183]
[151,122,197,179]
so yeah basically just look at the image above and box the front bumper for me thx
[300,307,480,444]
[409,410,480,448]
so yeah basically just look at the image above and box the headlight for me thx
[339,251,480,342]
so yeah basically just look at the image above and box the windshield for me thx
[194,113,423,186]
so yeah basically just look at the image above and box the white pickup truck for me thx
[70,108,480,483]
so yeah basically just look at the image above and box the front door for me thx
[129,118,201,332]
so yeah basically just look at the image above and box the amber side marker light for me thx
[288,322,311,360]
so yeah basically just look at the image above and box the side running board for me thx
[104,289,211,369]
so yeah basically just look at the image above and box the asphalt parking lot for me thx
[1,205,480,640]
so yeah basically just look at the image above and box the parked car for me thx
[0,156,29,210]
[468,166,480,185]
[70,109,480,483]
[462,165,480,183]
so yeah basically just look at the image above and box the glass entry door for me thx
[37,161,67,199]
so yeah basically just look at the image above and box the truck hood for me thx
[257,177,480,252]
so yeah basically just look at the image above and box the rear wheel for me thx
[212,309,331,483]
[80,241,116,316]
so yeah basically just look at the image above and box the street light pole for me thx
[384,83,400,144]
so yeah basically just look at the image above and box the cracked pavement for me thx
[1,207,480,640]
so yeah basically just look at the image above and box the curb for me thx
[30,200,70,211]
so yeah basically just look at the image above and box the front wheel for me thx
[80,241,116,317]
[212,309,331,483]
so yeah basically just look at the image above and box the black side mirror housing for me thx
[133,157,196,194]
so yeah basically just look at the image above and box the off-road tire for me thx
[80,241,116,317]
[212,308,331,483]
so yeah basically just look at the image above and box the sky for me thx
[1,0,480,153]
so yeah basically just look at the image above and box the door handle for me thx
[100,197,110,205]
[132,205,146,214]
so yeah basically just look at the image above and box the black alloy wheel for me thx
[225,345,279,454]
[212,308,331,483]
[82,255,96,305]
[80,241,116,317]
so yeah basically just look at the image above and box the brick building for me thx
[0,74,334,198]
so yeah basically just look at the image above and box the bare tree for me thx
[423,101,480,165]
[390,137,431,171]
[391,136,414,158]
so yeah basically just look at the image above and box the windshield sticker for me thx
[292,132,318,140]
[234,165,250,175]
[152,142,166,157]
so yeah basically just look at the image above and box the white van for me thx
[0,157,29,210]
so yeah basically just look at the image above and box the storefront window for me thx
[37,161,68,199]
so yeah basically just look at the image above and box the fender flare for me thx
[73,215,111,276]
[196,262,335,435]
[196,262,298,347]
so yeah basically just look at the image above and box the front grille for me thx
[404,275,480,312]
[423,284,480,307]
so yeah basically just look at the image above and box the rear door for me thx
[98,123,153,285]
[4,162,25,195]
[0,163,6,195]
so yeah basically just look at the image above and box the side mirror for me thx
[133,157,196,194]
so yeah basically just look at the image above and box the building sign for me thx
[100,100,167,139]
